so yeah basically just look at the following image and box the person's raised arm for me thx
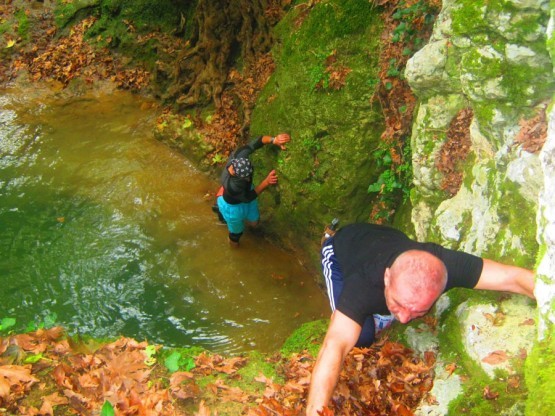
[262,133,291,150]
[474,258,535,299]
[306,310,361,416]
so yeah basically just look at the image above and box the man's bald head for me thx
[384,250,448,323]
[389,250,447,295]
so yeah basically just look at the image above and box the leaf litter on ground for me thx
[1,328,436,415]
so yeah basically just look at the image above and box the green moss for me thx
[99,0,188,32]
[453,1,553,108]
[236,351,284,388]
[502,62,555,107]
[250,0,385,257]
[525,332,555,415]
[15,8,29,40]
[472,102,496,127]
[480,180,538,269]
[392,197,414,237]
[273,0,377,60]
[0,19,9,37]
[280,319,328,357]
[450,0,489,36]
[534,243,547,271]
[510,10,548,42]
[460,48,503,81]
[54,1,79,28]
[449,376,527,415]
[548,2,555,63]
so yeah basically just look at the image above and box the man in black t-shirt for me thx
[307,223,536,416]
[215,133,290,246]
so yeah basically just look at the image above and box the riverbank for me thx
[0,321,435,415]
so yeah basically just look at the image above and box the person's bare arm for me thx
[474,258,535,299]
[254,170,277,195]
[306,310,361,416]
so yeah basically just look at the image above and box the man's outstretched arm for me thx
[474,259,535,299]
[306,310,361,416]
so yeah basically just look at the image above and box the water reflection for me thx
[0,84,327,353]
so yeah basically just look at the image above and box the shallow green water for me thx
[0,84,328,353]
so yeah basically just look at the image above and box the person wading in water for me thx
[213,133,290,246]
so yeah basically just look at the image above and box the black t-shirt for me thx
[220,136,264,204]
[332,223,484,326]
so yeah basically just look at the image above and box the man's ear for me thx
[384,268,390,287]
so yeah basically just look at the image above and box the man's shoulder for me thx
[339,223,407,239]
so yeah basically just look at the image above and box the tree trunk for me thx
[160,0,274,110]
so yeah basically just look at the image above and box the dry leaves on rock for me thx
[514,104,548,154]
[436,107,473,197]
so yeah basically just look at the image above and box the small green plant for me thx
[211,153,225,165]
[144,345,157,366]
[386,58,401,77]
[367,77,379,88]
[162,347,203,373]
[309,62,329,91]
[390,0,436,47]
[368,141,413,222]
[392,21,414,43]
[308,51,338,91]
[0,317,16,333]
[301,136,321,153]
[164,351,195,373]
[182,118,193,129]
[25,312,58,332]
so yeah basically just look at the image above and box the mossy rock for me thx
[250,0,386,263]
[280,318,328,357]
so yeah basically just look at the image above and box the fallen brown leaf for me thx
[482,350,509,365]
[483,385,499,400]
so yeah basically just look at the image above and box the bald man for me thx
[307,223,535,416]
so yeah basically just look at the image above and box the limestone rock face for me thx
[406,0,552,262]
[537,106,555,336]
[403,0,555,413]
[406,292,537,416]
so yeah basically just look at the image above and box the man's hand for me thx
[273,133,291,150]
[266,169,278,185]
[255,170,278,194]
[306,311,361,416]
